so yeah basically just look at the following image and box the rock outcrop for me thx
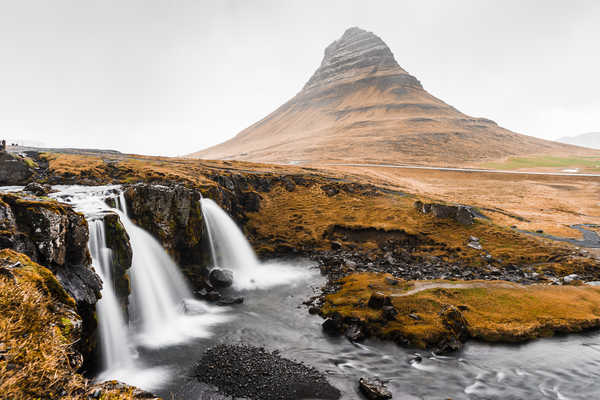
[191,27,577,166]
[0,193,101,356]
[414,200,476,225]
[123,184,206,265]
[103,212,132,314]
[0,152,35,185]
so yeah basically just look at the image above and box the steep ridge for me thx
[191,27,590,165]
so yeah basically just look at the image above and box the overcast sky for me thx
[1,0,599,156]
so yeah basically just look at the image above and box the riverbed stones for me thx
[208,268,234,288]
[194,344,341,400]
[358,377,392,400]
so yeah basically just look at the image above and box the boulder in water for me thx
[23,182,52,196]
[358,377,392,399]
[209,268,234,288]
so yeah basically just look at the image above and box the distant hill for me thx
[556,132,600,150]
[191,27,591,165]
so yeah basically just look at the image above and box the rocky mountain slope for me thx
[191,27,590,165]
[557,132,600,149]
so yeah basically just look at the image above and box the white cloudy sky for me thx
[1,0,599,155]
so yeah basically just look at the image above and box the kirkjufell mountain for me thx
[191,27,587,165]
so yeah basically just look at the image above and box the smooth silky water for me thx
[21,186,600,399]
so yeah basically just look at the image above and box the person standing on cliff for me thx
[0,140,6,152]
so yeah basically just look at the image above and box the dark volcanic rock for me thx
[23,182,52,196]
[208,268,233,289]
[103,212,133,314]
[359,377,392,400]
[123,183,208,285]
[194,344,340,400]
[0,152,34,185]
[414,200,476,226]
[367,291,387,309]
[0,193,100,357]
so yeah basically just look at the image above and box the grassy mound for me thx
[322,272,600,350]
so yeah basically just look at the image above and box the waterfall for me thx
[201,198,311,291]
[113,193,231,348]
[50,185,228,390]
[88,218,135,371]
[201,198,260,270]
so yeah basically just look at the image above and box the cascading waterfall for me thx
[50,185,228,389]
[201,198,311,290]
[88,218,135,371]
[114,193,203,346]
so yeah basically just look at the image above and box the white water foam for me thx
[200,198,312,291]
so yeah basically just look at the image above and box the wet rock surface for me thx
[358,377,392,400]
[103,212,133,314]
[0,193,101,358]
[208,268,233,289]
[0,193,100,306]
[123,183,208,287]
[194,344,341,400]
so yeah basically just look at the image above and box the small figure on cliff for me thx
[0,140,6,152]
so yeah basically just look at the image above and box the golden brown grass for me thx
[322,273,600,349]
[0,250,84,399]
[0,249,160,400]
[41,151,597,276]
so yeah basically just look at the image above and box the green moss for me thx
[1,250,76,307]
[60,317,73,335]
[23,157,39,169]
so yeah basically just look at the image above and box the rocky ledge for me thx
[0,192,101,357]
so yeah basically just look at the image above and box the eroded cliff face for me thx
[0,193,101,357]
[103,212,133,315]
[123,184,206,263]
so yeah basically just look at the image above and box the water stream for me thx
[87,218,135,372]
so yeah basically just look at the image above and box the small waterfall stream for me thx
[49,186,228,389]
[88,218,135,371]
[200,198,311,291]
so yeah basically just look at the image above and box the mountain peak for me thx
[304,27,402,90]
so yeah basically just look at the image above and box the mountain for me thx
[191,27,588,165]
[556,132,600,150]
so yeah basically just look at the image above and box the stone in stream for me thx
[322,313,344,335]
[345,324,365,342]
[208,268,234,288]
[358,377,392,399]
[23,182,52,196]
